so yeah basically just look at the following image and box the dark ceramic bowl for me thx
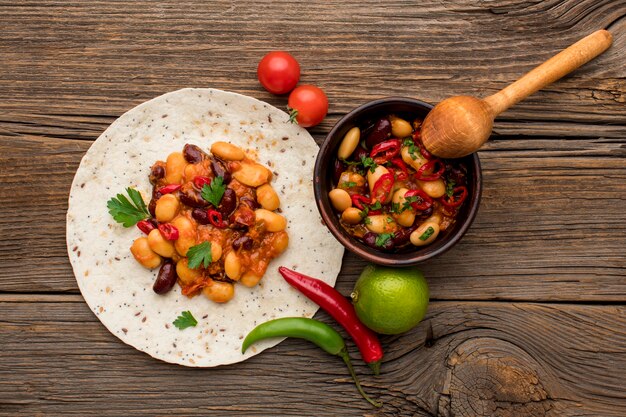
[314,97,482,266]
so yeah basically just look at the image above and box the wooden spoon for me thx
[421,29,613,158]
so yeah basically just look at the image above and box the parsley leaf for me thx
[361,156,378,173]
[363,216,372,225]
[341,181,357,188]
[107,187,150,227]
[446,179,457,197]
[173,311,198,330]
[186,241,213,269]
[375,233,394,247]
[419,226,435,241]
[390,202,401,214]
[369,201,382,211]
[201,176,225,207]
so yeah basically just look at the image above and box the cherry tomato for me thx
[257,51,300,95]
[287,85,329,128]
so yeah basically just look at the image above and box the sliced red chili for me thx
[390,158,409,181]
[351,194,371,210]
[193,176,212,189]
[370,139,401,164]
[411,131,433,160]
[371,173,394,203]
[415,159,445,181]
[158,184,181,194]
[207,209,227,228]
[136,219,157,235]
[441,186,468,208]
[158,223,179,240]
[404,189,433,211]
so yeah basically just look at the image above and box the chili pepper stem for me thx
[368,360,381,376]
[339,348,382,408]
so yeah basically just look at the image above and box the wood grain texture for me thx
[1,298,625,416]
[1,135,624,300]
[1,0,625,416]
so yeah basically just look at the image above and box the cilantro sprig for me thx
[173,311,198,330]
[375,233,394,247]
[201,176,225,207]
[107,188,150,227]
[361,156,378,173]
[186,241,213,269]
[419,226,435,241]
[446,179,457,197]
[403,137,419,160]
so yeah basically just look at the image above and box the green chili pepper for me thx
[242,317,382,408]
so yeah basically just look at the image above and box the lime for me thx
[351,264,429,335]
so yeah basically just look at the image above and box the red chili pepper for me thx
[351,194,371,210]
[136,219,157,235]
[193,176,212,189]
[207,209,227,228]
[278,267,383,374]
[158,223,179,240]
[370,139,401,164]
[404,189,433,211]
[441,186,468,208]
[390,158,409,181]
[415,159,445,181]
[158,184,182,194]
[412,131,433,160]
[371,173,394,203]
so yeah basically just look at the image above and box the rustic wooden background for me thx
[1,1,625,416]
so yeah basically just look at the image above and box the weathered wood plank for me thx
[0,299,624,416]
[1,135,624,300]
[0,0,624,140]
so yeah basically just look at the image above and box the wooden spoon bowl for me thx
[422,30,613,158]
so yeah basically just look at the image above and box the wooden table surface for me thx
[1,1,625,416]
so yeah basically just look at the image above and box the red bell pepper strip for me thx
[441,186,468,208]
[415,159,445,181]
[370,139,401,164]
[404,189,433,211]
[351,194,371,210]
[193,176,212,189]
[207,209,227,228]
[158,223,179,240]
[158,184,181,194]
[278,267,384,374]
[371,173,394,203]
[390,158,409,181]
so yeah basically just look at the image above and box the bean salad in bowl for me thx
[314,98,481,266]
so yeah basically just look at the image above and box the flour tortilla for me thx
[67,88,344,367]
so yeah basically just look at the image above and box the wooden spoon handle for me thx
[484,29,613,116]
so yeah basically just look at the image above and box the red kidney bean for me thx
[210,157,232,184]
[153,260,177,294]
[391,223,420,247]
[351,145,369,162]
[332,159,346,185]
[183,144,207,164]
[232,235,253,251]
[419,206,434,218]
[149,164,165,184]
[361,232,394,251]
[148,188,163,217]
[240,196,260,210]
[191,208,210,225]
[217,188,236,217]
[365,117,391,149]
[178,183,209,208]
